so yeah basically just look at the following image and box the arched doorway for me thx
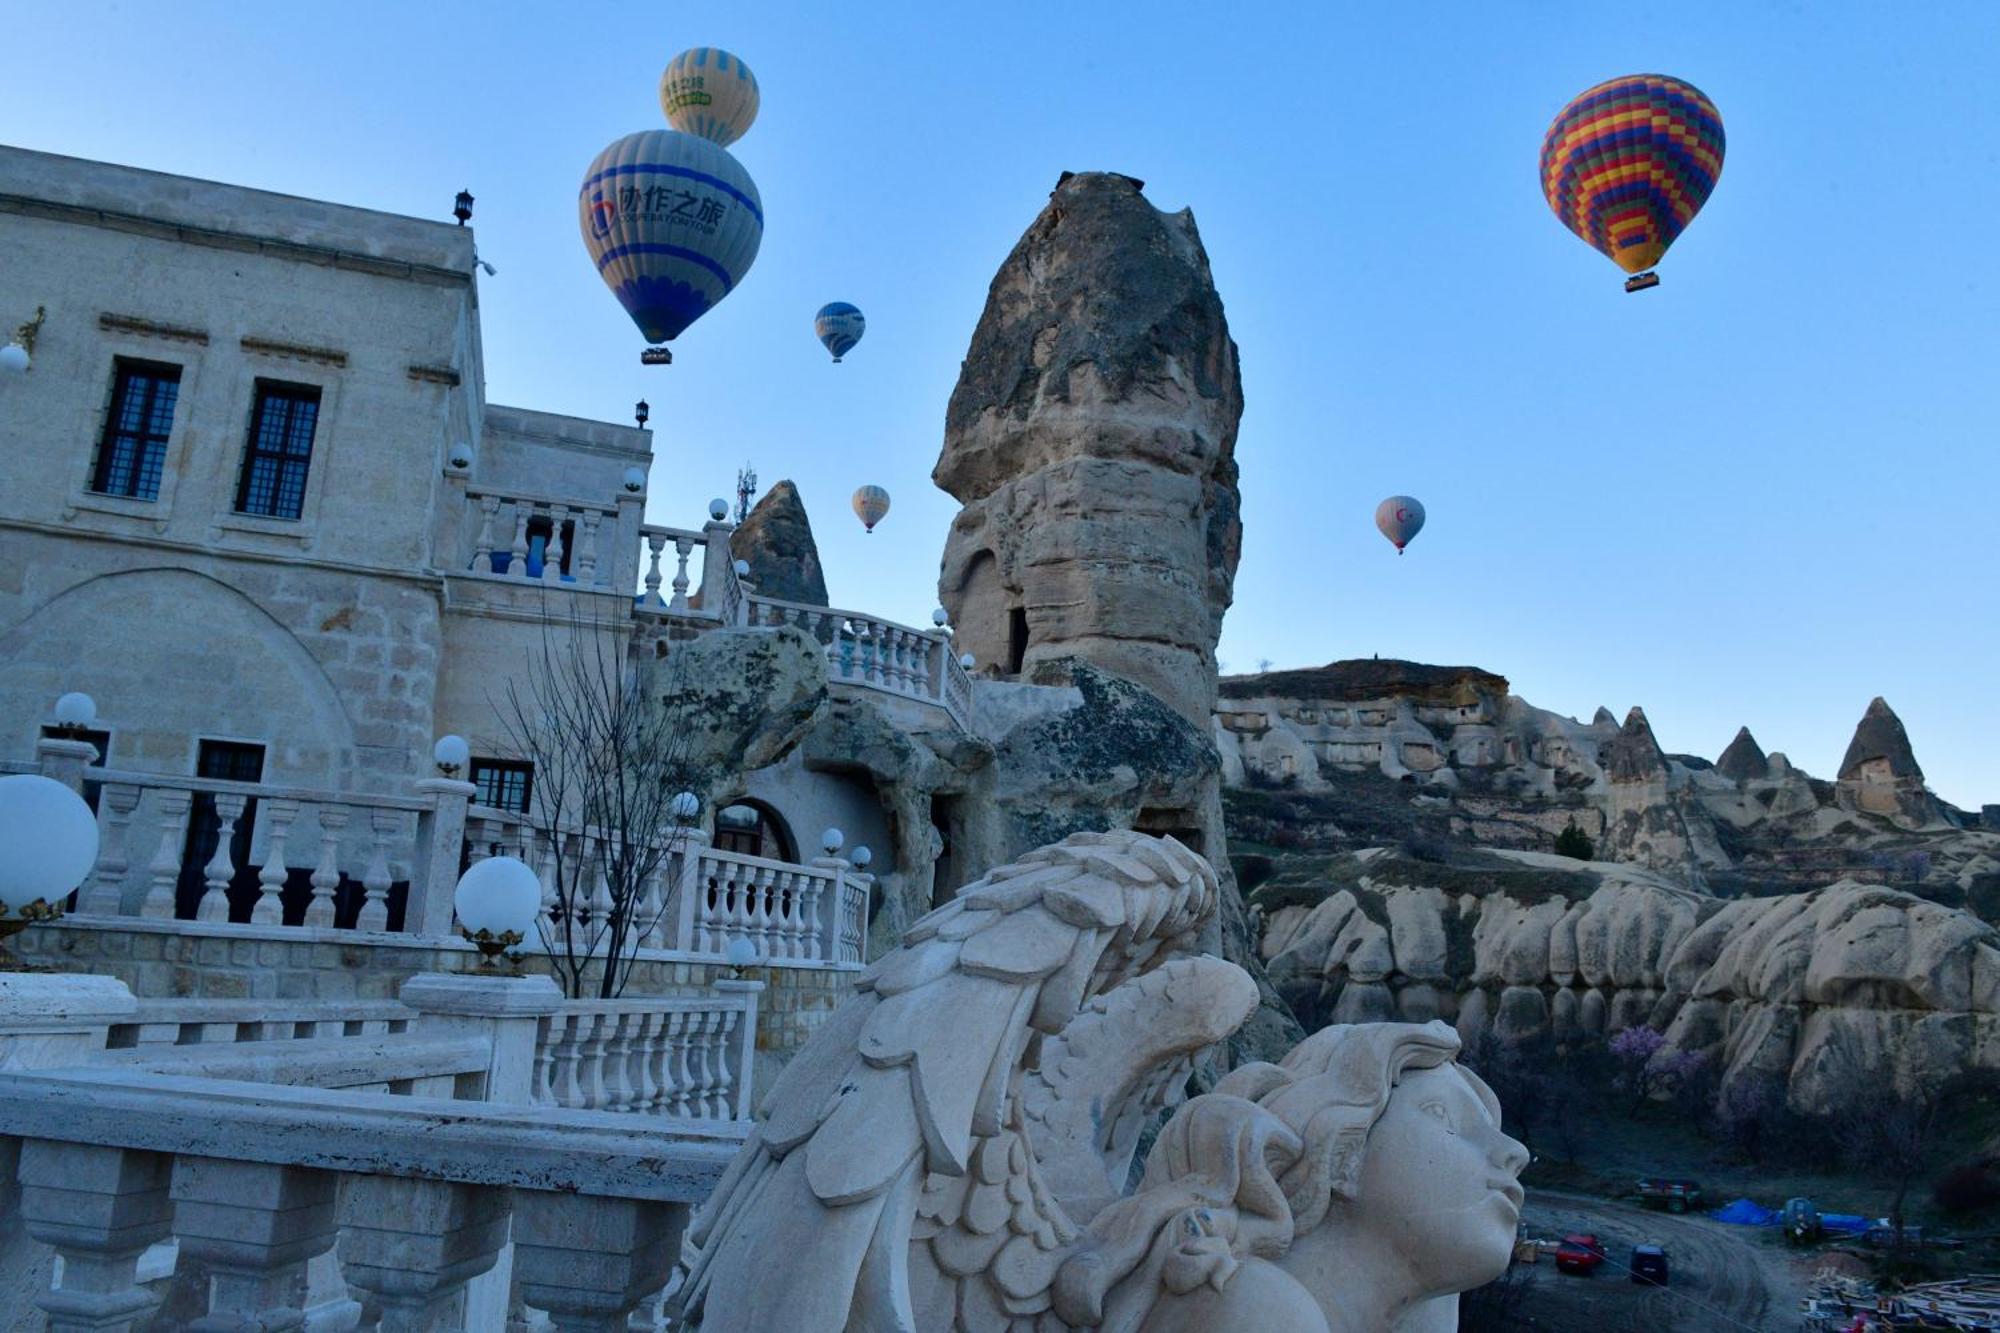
[713,798,796,863]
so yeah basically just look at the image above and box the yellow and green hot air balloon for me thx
[660,47,760,148]
[1541,74,1725,292]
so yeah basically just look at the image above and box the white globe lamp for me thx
[708,498,729,521]
[820,827,845,856]
[0,774,99,961]
[670,791,701,823]
[53,691,97,733]
[432,734,471,778]
[850,845,873,871]
[448,442,474,471]
[0,343,28,375]
[724,935,757,974]
[622,466,647,494]
[733,559,750,577]
[453,855,541,969]
[931,608,949,628]
[959,653,976,670]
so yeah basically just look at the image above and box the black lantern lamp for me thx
[635,399,650,428]
[453,190,474,226]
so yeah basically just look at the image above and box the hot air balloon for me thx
[579,130,763,360]
[1375,496,1425,555]
[659,47,760,148]
[852,485,890,534]
[1541,74,1724,293]
[814,303,866,363]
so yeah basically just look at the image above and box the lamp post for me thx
[820,827,844,857]
[634,399,650,428]
[51,691,96,738]
[622,466,647,494]
[2,306,45,375]
[0,774,99,968]
[453,190,474,226]
[453,855,540,971]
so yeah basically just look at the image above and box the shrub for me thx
[1554,822,1595,860]
[1933,1161,2000,1216]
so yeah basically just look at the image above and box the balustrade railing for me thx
[463,484,626,592]
[64,766,429,931]
[746,594,970,728]
[464,804,871,966]
[531,988,757,1121]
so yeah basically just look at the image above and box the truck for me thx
[1632,1177,1705,1213]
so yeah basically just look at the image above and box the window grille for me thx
[471,758,534,815]
[91,360,182,500]
[235,381,321,519]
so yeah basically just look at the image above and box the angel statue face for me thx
[1077,1019,1529,1333]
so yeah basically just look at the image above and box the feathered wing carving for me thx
[670,831,1240,1333]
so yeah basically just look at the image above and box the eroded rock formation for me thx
[729,479,827,607]
[935,171,1243,727]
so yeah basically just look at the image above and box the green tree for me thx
[1554,822,1594,861]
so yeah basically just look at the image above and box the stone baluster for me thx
[633,860,666,949]
[634,1011,665,1112]
[530,1015,558,1105]
[251,798,299,926]
[304,805,347,928]
[666,1013,696,1117]
[711,1009,742,1120]
[762,871,791,961]
[641,531,668,606]
[472,493,501,572]
[691,1013,724,1120]
[17,1141,175,1332]
[587,847,616,937]
[713,979,764,1121]
[578,1013,612,1110]
[534,830,561,943]
[77,783,141,916]
[602,1013,637,1112]
[335,1177,510,1333]
[170,1157,338,1332]
[410,778,476,938]
[355,808,398,932]
[551,1014,585,1108]
[506,500,532,580]
[668,537,694,611]
[804,856,846,963]
[510,1190,687,1333]
[195,793,247,923]
[540,507,568,586]
[576,509,603,584]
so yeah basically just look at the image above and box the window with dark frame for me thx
[91,360,182,500]
[234,381,322,519]
[470,758,534,815]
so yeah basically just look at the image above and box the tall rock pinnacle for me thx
[1837,696,1940,827]
[934,171,1243,725]
[730,480,828,608]
[1716,726,1770,781]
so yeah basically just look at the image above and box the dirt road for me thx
[1511,1190,1813,1331]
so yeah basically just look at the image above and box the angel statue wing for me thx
[669,830,1258,1333]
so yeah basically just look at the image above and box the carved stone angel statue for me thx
[669,831,1526,1332]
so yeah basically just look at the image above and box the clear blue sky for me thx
[6,3,1994,807]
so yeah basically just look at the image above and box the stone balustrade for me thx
[463,484,627,592]
[1,971,749,1331]
[746,594,971,728]
[531,984,759,1121]
[633,516,742,627]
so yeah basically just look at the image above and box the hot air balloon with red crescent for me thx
[1541,74,1725,293]
[1375,496,1425,555]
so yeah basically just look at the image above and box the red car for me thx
[1555,1234,1607,1275]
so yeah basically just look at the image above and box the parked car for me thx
[1629,1244,1670,1286]
[1633,1177,1705,1213]
[1554,1233,1606,1275]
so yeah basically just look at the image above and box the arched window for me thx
[713,798,796,863]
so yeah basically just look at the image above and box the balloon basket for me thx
[640,346,674,366]
[1624,272,1660,293]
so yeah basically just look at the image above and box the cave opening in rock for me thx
[929,794,960,909]
[1135,807,1202,857]
[1006,606,1029,675]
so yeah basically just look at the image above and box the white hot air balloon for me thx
[659,47,760,148]
[1374,495,1426,555]
[851,485,891,534]
[579,130,763,356]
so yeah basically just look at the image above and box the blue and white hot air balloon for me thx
[659,47,760,148]
[814,302,866,363]
[579,130,763,355]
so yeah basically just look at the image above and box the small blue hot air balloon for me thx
[814,303,866,363]
[579,130,763,354]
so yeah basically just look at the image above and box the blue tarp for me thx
[1822,1213,1869,1234]
[1712,1198,1780,1226]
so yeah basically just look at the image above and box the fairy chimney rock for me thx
[731,480,828,608]
[935,170,1243,725]
[1604,707,1668,784]
[1837,697,1938,826]
[1715,726,1771,781]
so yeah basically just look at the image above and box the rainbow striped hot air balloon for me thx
[659,47,760,148]
[1375,496,1425,555]
[579,130,763,356]
[814,303,866,363]
[852,485,890,534]
[1541,74,1725,292]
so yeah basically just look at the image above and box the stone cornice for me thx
[97,312,210,344]
[0,192,474,288]
[241,335,348,367]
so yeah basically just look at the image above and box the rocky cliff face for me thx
[730,480,828,607]
[1252,845,2000,1116]
[935,171,1242,727]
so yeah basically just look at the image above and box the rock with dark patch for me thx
[730,479,827,607]
[1716,726,1770,781]
[649,626,826,797]
[1603,707,1668,784]
[1840,697,1924,782]
[935,171,1242,727]
[1836,697,1942,828]
[1219,659,1507,706]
